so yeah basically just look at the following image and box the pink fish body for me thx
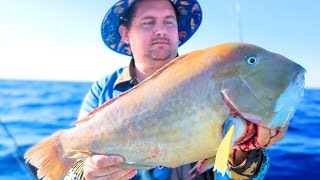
[25,43,305,179]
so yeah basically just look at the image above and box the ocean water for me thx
[0,79,319,179]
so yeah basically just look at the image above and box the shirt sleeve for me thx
[64,159,85,180]
[228,149,270,179]
[78,79,105,119]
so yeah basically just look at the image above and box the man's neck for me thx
[134,60,170,82]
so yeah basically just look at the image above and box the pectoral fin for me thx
[213,124,235,176]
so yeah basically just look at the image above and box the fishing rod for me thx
[235,0,243,42]
[0,118,37,180]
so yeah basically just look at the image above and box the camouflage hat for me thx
[101,0,202,56]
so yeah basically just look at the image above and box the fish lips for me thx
[234,121,257,145]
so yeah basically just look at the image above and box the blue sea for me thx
[0,79,319,180]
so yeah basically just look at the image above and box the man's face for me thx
[121,0,179,62]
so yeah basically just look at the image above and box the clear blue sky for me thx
[1,0,319,88]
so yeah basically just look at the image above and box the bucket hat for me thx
[101,0,202,56]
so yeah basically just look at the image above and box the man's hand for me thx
[84,155,137,180]
[229,123,289,166]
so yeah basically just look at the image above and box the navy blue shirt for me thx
[79,58,139,116]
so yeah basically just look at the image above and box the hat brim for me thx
[101,0,202,56]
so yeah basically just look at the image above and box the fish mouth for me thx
[221,92,257,145]
[267,71,305,128]
[234,120,257,145]
[221,71,305,144]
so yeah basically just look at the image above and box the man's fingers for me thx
[118,170,138,180]
[237,126,270,151]
[93,169,136,180]
[238,123,289,151]
[86,155,124,168]
[256,126,271,147]
[84,165,123,178]
[263,123,289,148]
[84,155,124,178]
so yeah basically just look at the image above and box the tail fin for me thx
[24,131,77,180]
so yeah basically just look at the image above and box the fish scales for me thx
[61,51,228,167]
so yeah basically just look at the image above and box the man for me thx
[65,0,288,179]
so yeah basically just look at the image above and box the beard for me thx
[148,47,173,61]
[148,37,178,61]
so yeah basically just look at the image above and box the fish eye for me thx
[246,56,258,65]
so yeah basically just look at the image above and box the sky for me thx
[0,0,319,88]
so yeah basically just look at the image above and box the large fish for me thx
[24,43,305,180]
